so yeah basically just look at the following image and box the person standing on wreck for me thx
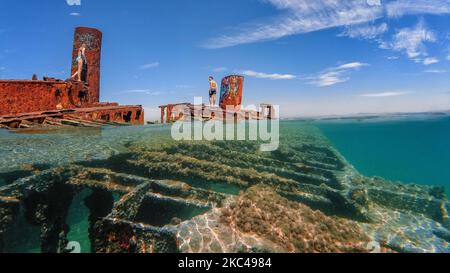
[71,43,87,82]
[209,76,218,106]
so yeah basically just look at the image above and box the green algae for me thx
[0,121,449,253]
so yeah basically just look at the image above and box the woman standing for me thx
[71,43,87,82]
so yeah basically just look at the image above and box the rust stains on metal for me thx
[219,75,244,111]
[158,102,269,124]
[158,75,274,124]
[71,27,102,104]
[0,27,144,129]
[0,80,87,116]
[0,105,144,129]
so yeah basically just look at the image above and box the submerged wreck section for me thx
[0,124,449,253]
[0,27,143,129]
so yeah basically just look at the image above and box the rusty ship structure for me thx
[159,75,275,124]
[0,27,144,129]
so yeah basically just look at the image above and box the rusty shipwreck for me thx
[0,27,144,129]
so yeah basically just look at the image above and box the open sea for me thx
[314,114,450,196]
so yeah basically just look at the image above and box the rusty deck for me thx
[159,103,275,124]
[0,27,144,130]
[0,105,144,129]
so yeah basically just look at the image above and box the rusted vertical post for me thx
[219,75,244,111]
[166,106,169,123]
[167,105,173,123]
[71,27,102,104]
[160,106,165,124]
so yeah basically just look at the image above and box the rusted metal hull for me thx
[0,80,89,116]
[71,27,102,103]
[159,75,274,124]
[158,74,276,124]
[0,105,144,129]
[219,75,244,111]
[158,103,264,124]
[0,27,144,129]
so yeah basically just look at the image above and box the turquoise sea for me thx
[1,113,450,253]
[314,114,450,196]
[2,115,448,193]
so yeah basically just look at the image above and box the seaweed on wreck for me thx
[0,124,449,253]
[221,185,371,253]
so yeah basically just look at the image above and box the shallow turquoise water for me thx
[2,115,450,253]
[314,114,450,196]
[66,189,92,253]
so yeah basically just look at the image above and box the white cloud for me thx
[336,62,369,70]
[360,91,412,97]
[203,1,384,49]
[305,62,369,87]
[447,55,450,61]
[386,0,450,17]
[204,0,450,49]
[422,57,439,65]
[69,12,81,16]
[367,0,382,6]
[139,62,159,70]
[66,0,81,6]
[424,69,447,73]
[340,23,388,39]
[310,71,347,87]
[380,20,436,59]
[241,70,296,80]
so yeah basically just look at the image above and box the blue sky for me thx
[1,0,450,120]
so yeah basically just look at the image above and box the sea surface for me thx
[1,114,450,253]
